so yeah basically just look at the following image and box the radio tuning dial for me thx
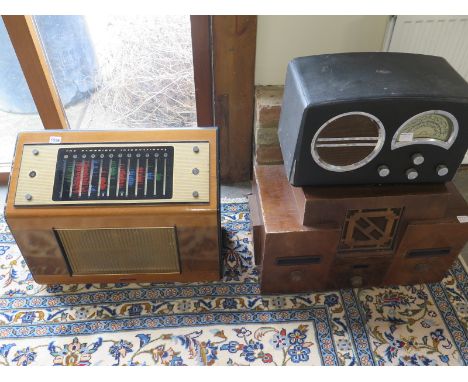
[436,165,449,176]
[377,165,390,177]
[411,153,424,165]
[406,168,418,180]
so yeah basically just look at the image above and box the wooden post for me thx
[212,16,257,183]
[190,15,214,127]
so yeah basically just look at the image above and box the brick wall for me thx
[253,85,284,165]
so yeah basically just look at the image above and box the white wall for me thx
[255,16,390,85]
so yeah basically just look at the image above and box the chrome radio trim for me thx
[391,110,459,150]
[310,111,386,172]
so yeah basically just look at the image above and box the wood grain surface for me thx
[250,164,468,294]
[212,16,257,183]
[5,128,221,284]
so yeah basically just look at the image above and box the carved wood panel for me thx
[338,208,403,252]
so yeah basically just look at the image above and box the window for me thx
[35,15,198,130]
[0,15,256,185]
[0,18,43,170]
[0,16,200,178]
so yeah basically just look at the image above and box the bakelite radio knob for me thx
[436,165,449,176]
[411,153,425,165]
[406,168,418,180]
[378,165,390,177]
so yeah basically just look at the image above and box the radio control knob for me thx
[411,153,424,165]
[436,165,448,176]
[377,165,390,177]
[406,168,418,180]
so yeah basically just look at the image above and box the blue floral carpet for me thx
[0,200,467,366]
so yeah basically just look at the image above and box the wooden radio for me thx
[250,53,468,294]
[278,53,468,186]
[5,128,220,284]
[250,164,468,294]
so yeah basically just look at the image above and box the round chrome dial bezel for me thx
[310,111,386,172]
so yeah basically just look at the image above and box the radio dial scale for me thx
[15,142,209,206]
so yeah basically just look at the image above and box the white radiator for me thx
[387,15,468,163]
[388,16,468,79]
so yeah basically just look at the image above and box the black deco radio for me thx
[278,52,468,186]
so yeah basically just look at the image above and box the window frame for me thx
[2,15,68,129]
[0,15,257,185]
[190,15,214,127]
[212,15,257,183]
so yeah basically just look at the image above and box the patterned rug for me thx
[0,200,467,366]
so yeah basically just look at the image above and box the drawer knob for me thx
[414,263,430,272]
[290,270,303,283]
[350,275,363,287]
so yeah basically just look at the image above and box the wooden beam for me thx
[2,15,68,129]
[212,16,257,183]
[190,16,214,127]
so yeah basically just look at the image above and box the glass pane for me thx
[34,15,197,130]
[0,19,43,166]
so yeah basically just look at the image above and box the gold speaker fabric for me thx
[55,227,180,275]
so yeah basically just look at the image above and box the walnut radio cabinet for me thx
[249,165,468,294]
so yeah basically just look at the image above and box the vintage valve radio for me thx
[278,53,468,186]
[5,128,220,284]
[250,52,468,294]
[250,164,468,294]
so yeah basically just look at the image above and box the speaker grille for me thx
[311,112,385,172]
[55,227,180,275]
[338,208,402,252]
